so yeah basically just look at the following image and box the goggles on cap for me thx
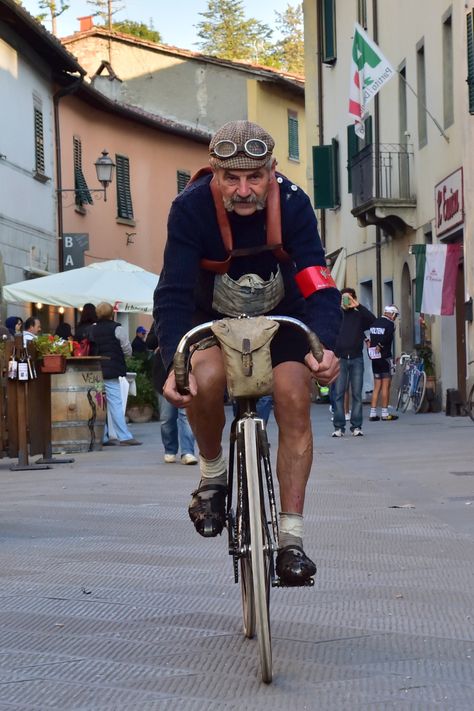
[210,138,270,160]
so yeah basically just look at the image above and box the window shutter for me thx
[288,113,299,160]
[313,139,340,209]
[116,155,134,220]
[321,0,337,64]
[177,170,191,193]
[34,107,45,175]
[347,125,358,193]
[467,11,474,114]
[73,137,93,205]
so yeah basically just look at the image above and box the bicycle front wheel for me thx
[243,417,272,684]
[413,370,427,413]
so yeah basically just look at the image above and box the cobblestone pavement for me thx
[0,406,473,709]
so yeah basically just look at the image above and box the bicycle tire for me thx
[243,417,272,683]
[240,557,256,638]
[397,372,411,412]
[413,370,427,413]
[467,383,474,422]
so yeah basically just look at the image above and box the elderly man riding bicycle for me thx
[154,120,341,585]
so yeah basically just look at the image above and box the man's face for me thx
[213,164,275,216]
[31,319,41,335]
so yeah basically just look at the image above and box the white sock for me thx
[279,512,303,548]
[382,408,389,418]
[199,449,227,485]
[370,407,377,417]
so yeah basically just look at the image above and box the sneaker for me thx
[181,453,198,465]
[352,428,363,437]
[119,438,142,446]
[164,453,177,463]
[382,414,399,421]
[276,545,317,586]
[369,415,380,421]
[332,429,344,438]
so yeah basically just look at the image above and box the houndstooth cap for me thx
[209,120,275,170]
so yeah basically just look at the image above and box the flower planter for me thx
[39,354,67,374]
[126,404,154,423]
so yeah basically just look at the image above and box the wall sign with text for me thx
[434,168,464,237]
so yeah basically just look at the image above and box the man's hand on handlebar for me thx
[304,349,340,385]
[163,369,197,407]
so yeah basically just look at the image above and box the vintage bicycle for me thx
[173,314,323,684]
[396,352,427,413]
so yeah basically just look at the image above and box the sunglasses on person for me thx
[210,138,270,159]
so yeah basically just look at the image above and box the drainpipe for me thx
[53,77,83,272]
[373,0,383,315]
[316,0,326,247]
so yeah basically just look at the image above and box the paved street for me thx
[0,405,473,710]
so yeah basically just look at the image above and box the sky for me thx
[21,0,294,49]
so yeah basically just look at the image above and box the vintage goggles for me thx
[210,138,270,159]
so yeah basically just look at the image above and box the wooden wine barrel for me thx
[50,357,106,453]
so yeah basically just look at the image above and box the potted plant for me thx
[35,334,72,373]
[415,343,435,378]
[125,355,157,423]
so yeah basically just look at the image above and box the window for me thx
[288,111,300,160]
[73,137,93,206]
[346,116,372,193]
[357,0,367,29]
[416,39,427,148]
[115,154,134,220]
[321,0,337,64]
[312,139,340,209]
[466,10,474,113]
[177,170,190,193]
[33,102,45,176]
[442,10,454,128]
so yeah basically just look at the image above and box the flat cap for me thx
[209,120,275,170]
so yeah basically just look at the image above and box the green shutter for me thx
[34,107,45,174]
[73,137,93,206]
[322,0,337,64]
[313,140,340,209]
[288,114,299,160]
[116,155,134,220]
[347,125,358,193]
[177,170,190,193]
[467,11,474,113]
[364,115,373,146]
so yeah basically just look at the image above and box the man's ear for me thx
[269,159,277,181]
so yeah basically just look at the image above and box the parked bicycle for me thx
[396,352,427,413]
[174,314,323,683]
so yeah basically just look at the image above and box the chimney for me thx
[78,15,94,33]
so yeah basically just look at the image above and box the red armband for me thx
[295,266,337,297]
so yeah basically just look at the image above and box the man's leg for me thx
[158,393,178,460]
[177,408,197,463]
[380,375,398,420]
[185,346,228,536]
[349,356,364,430]
[370,375,382,420]
[332,360,348,434]
[272,361,316,584]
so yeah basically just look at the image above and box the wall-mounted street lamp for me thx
[57,149,115,202]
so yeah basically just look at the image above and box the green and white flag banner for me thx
[349,23,395,139]
[412,244,462,316]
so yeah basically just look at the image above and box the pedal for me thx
[272,576,315,588]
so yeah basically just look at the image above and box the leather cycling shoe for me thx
[188,483,227,537]
[276,545,317,586]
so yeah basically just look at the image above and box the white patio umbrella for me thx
[2,259,159,314]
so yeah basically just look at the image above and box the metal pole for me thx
[373,0,382,315]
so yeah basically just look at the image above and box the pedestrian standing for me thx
[368,305,399,422]
[332,288,375,437]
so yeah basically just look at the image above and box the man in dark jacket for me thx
[154,120,341,586]
[90,302,141,446]
[332,288,375,437]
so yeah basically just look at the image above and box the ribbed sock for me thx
[370,407,377,418]
[382,408,389,418]
[199,449,227,487]
[279,512,303,549]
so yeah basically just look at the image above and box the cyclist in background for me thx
[154,120,341,585]
[368,305,399,422]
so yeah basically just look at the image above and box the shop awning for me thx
[3,259,159,314]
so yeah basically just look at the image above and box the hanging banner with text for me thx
[412,243,462,316]
[62,233,89,271]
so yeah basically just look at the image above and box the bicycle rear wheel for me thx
[467,383,474,422]
[243,417,272,683]
[397,371,411,412]
[413,370,427,413]
[240,557,255,638]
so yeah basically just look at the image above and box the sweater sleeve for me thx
[154,197,203,370]
[281,186,342,350]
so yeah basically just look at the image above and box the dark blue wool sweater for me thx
[154,173,341,370]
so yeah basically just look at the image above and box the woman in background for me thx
[5,316,23,337]
[75,303,97,342]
